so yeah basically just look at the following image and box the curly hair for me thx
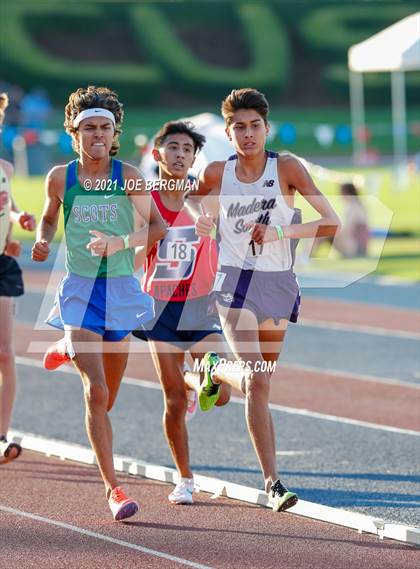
[0,92,9,126]
[64,86,123,156]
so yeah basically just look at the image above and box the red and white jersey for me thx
[142,190,217,301]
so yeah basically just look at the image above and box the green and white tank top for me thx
[63,158,134,278]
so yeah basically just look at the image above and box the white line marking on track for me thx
[7,431,420,546]
[242,399,419,437]
[17,297,420,339]
[17,354,419,391]
[279,362,419,389]
[16,355,162,390]
[15,356,420,436]
[299,318,420,340]
[276,450,321,456]
[0,504,214,569]
[375,275,416,286]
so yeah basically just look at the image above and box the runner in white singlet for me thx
[0,92,36,464]
[186,88,341,512]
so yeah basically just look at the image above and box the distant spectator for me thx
[333,183,370,257]
[21,88,51,129]
[0,84,23,127]
[309,182,370,259]
[409,151,420,174]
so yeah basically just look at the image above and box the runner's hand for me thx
[87,230,123,257]
[32,240,50,262]
[5,239,21,257]
[18,211,36,231]
[195,213,214,237]
[245,223,278,245]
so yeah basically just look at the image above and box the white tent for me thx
[348,12,420,167]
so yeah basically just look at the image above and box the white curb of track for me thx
[9,429,420,547]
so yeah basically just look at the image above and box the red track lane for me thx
[0,452,417,569]
[300,298,419,335]
[23,269,420,335]
[14,322,420,432]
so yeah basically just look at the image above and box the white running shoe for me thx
[168,478,195,505]
[184,361,198,422]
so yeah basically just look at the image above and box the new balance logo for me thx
[263,180,275,187]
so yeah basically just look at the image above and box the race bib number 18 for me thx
[159,241,194,262]
[154,226,199,281]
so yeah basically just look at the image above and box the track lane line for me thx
[15,356,420,436]
[0,504,214,569]
[278,362,418,389]
[15,290,420,339]
[298,318,420,340]
[16,353,419,390]
[6,435,420,546]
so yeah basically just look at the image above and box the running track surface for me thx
[0,452,418,569]
[22,269,420,335]
[13,324,420,432]
[16,268,420,434]
[3,264,419,565]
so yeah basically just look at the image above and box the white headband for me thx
[73,108,116,128]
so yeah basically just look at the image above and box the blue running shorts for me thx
[132,296,222,349]
[46,272,155,342]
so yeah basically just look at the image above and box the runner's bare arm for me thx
[185,161,224,236]
[249,155,341,245]
[280,154,341,239]
[125,164,167,250]
[131,215,150,272]
[32,166,65,261]
[4,221,21,257]
[0,158,13,180]
[0,159,36,230]
[10,198,36,231]
[134,246,147,271]
[0,161,19,253]
[133,216,148,271]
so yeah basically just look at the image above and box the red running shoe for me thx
[43,340,71,371]
[108,487,139,521]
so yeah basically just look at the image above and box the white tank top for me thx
[218,152,298,271]
[0,164,11,254]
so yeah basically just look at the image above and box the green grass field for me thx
[307,237,419,280]
[296,166,420,235]
[9,166,419,281]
